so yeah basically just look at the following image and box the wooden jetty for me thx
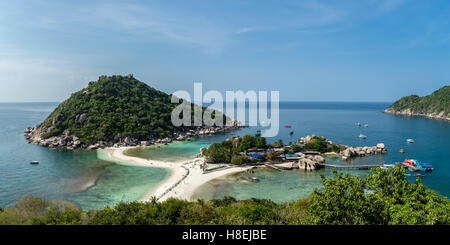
[319,163,383,170]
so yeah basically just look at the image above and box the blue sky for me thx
[0,0,449,102]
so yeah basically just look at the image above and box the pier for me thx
[319,163,383,170]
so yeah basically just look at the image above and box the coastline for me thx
[100,147,252,202]
[383,108,450,122]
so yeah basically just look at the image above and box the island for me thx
[383,85,450,121]
[24,74,242,149]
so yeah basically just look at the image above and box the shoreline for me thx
[101,147,252,202]
[383,109,450,122]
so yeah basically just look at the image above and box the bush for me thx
[231,155,249,165]
[291,144,303,152]
[204,143,232,163]
[303,137,328,153]
[237,135,267,152]
[307,167,450,225]
[266,152,280,161]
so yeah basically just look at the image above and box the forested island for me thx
[25,75,241,149]
[384,85,450,121]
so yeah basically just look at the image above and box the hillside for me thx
[384,85,450,121]
[25,75,237,149]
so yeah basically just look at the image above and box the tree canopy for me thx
[388,85,450,117]
[1,168,447,225]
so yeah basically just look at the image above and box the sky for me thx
[0,0,449,102]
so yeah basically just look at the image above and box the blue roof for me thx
[249,153,264,158]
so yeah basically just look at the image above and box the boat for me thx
[358,134,367,139]
[364,124,369,128]
[255,129,261,137]
[415,161,434,172]
[30,161,39,165]
[399,149,405,153]
[406,139,415,143]
[379,164,395,170]
[356,122,361,126]
[251,177,260,183]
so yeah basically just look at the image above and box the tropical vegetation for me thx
[388,85,450,117]
[39,75,225,144]
[1,168,448,225]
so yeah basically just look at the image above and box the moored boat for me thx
[255,129,261,137]
[402,158,433,172]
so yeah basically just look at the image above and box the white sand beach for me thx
[102,147,251,202]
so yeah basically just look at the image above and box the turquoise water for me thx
[0,102,449,209]
[181,102,450,201]
[0,103,169,210]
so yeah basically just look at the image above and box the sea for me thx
[0,102,448,210]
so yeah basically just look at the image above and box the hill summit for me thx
[25,75,240,149]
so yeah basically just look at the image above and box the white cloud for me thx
[30,2,232,54]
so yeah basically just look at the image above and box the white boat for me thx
[358,134,367,139]
[406,139,415,143]
[364,124,369,128]
[356,122,361,126]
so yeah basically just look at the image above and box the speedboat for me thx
[358,134,367,139]
[404,158,433,172]
[416,161,433,172]
[406,139,415,143]
[380,164,395,170]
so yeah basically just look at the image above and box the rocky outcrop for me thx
[297,155,325,171]
[299,134,334,145]
[75,112,88,125]
[25,122,244,150]
[340,143,387,160]
[383,108,450,121]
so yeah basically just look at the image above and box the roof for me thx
[285,153,302,160]
[249,153,265,158]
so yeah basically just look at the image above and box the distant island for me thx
[25,75,241,149]
[384,85,450,121]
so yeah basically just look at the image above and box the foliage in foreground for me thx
[1,168,448,225]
